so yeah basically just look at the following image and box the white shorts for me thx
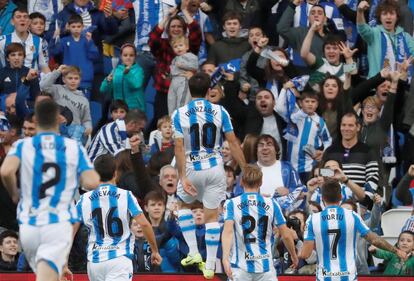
[177,165,226,209]
[232,267,277,281]
[87,255,133,281]
[19,221,73,276]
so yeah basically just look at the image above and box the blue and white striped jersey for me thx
[87,119,129,163]
[311,184,354,209]
[224,193,286,273]
[304,206,371,280]
[172,98,233,171]
[7,132,93,226]
[0,32,47,70]
[76,184,142,263]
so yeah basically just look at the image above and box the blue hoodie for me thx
[0,1,16,36]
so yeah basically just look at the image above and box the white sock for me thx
[178,209,199,256]
[205,222,220,270]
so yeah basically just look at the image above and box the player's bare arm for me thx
[365,232,408,260]
[0,155,21,204]
[278,224,299,268]
[134,213,163,265]
[298,240,315,260]
[225,131,246,171]
[221,220,235,280]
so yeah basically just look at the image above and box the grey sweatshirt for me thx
[40,70,92,130]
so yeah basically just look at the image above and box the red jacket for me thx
[149,20,202,94]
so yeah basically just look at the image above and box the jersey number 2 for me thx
[40,163,61,199]
[242,215,269,244]
[92,207,124,238]
[328,228,341,259]
[190,123,217,150]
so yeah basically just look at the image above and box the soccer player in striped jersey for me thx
[222,164,298,281]
[0,99,100,281]
[75,144,162,281]
[299,178,407,280]
[87,109,146,163]
[172,72,246,279]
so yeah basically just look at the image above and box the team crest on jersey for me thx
[196,100,203,106]
[248,195,255,200]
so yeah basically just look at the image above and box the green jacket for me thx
[100,63,145,111]
[372,249,414,275]
[357,23,414,78]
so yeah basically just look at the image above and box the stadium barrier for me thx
[0,274,413,281]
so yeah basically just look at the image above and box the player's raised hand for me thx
[151,251,163,265]
[182,177,197,196]
[222,259,233,280]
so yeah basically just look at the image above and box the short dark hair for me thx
[29,12,46,22]
[300,90,319,101]
[144,191,166,205]
[5,43,25,58]
[0,230,18,245]
[12,7,29,18]
[8,114,22,136]
[124,109,147,124]
[321,178,342,204]
[255,134,281,160]
[341,111,360,126]
[110,99,129,114]
[309,201,322,212]
[24,112,35,123]
[68,14,83,26]
[34,99,59,129]
[255,88,275,101]
[224,165,235,179]
[222,11,242,25]
[189,72,211,98]
[94,154,116,181]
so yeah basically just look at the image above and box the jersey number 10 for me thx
[190,123,217,151]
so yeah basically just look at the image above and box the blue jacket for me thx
[0,1,16,36]
[49,35,99,88]
[47,1,119,72]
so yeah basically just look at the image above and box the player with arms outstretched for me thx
[172,72,246,279]
[221,164,298,281]
[299,178,407,280]
[0,99,100,281]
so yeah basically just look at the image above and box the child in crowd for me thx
[0,230,19,271]
[29,12,49,66]
[100,43,145,111]
[369,231,414,275]
[167,36,198,115]
[109,99,129,121]
[49,14,99,99]
[144,191,181,273]
[277,89,332,183]
[150,115,174,155]
[39,64,92,143]
[224,165,236,199]
[131,219,153,273]
[0,43,40,108]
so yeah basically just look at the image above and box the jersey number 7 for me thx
[328,228,341,259]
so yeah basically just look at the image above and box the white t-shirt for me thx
[257,161,284,196]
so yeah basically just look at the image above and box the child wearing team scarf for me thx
[357,0,414,78]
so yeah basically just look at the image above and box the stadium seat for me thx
[381,208,412,237]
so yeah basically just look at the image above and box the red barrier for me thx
[0,274,412,281]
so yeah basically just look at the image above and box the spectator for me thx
[29,12,49,66]
[28,0,64,31]
[158,165,179,220]
[40,65,92,143]
[357,0,414,78]
[0,0,17,36]
[167,35,198,115]
[150,116,174,155]
[100,43,145,111]
[0,43,40,103]
[109,99,129,121]
[224,165,236,199]
[0,230,19,271]
[131,218,153,272]
[244,89,287,159]
[22,113,35,138]
[88,109,147,162]
[149,4,201,129]
[49,14,100,98]
[395,164,414,206]
[323,112,380,204]
[0,7,49,73]
[207,11,250,65]
[241,133,258,164]
[369,231,414,275]
[276,89,332,182]
[0,115,22,158]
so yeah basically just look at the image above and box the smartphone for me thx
[320,168,334,177]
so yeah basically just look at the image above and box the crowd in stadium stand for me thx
[0,0,414,276]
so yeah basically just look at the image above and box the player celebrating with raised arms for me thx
[75,136,162,281]
[221,164,298,281]
[299,178,407,280]
[0,99,100,281]
[172,72,246,279]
